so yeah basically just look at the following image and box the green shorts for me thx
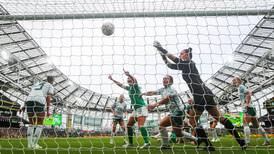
[113,117,124,123]
[26,101,45,114]
[170,111,184,127]
[245,107,256,117]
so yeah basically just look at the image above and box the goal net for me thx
[0,0,273,153]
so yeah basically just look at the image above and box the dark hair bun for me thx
[188,47,192,52]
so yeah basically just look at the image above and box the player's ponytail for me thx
[187,47,192,59]
[47,76,54,83]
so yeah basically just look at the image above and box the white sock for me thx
[258,126,269,142]
[160,128,169,145]
[111,131,115,139]
[182,131,197,141]
[32,126,43,146]
[27,125,34,148]
[122,128,128,143]
[212,129,218,140]
[244,126,251,143]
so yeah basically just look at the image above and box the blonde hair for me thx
[233,76,242,84]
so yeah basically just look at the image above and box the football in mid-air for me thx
[101,22,115,36]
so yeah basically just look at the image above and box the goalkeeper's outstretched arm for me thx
[153,41,180,63]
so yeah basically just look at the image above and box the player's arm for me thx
[124,105,128,119]
[245,90,252,106]
[19,104,26,114]
[123,69,137,84]
[111,103,116,115]
[141,91,158,97]
[46,85,54,117]
[46,95,51,116]
[166,53,180,64]
[108,75,127,89]
[153,41,180,64]
[148,96,170,110]
[157,96,171,106]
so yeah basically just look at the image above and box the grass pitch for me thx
[0,136,273,154]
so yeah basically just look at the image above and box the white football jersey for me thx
[26,81,54,105]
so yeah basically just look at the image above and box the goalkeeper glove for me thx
[153,41,168,55]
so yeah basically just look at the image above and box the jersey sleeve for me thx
[239,85,248,94]
[48,84,54,95]
[173,57,180,64]
[122,85,130,90]
[167,64,179,70]
[123,104,127,112]
[111,102,116,110]
[169,88,178,96]
[156,88,163,95]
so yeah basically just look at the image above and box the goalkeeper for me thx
[153,41,246,151]
[110,94,128,145]
[108,69,150,149]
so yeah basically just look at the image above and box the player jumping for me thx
[153,41,246,151]
[108,69,150,149]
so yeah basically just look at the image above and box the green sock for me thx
[170,131,177,143]
[140,127,149,144]
[127,127,133,144]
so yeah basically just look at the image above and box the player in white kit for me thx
[110,94,128,144]
[232,77,270,146]
[21,76,54,149]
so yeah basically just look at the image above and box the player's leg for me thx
[110,120,118,144]
[189,107,214,150]
[188,96,215,150]
[137,116,150,148]
[171,114,197,144]
[208,105,246,149]
[159,116,171,149]
[119,119,128,144]
[210,120,219,142]
[135,106,150,148]
[32,102,45,149]
[123,116,136,147]
[26,101,35,148]
[250,115,270,145]
[243,113,252,144]
[170,115,182,140]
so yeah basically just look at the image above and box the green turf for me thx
[0,136,273,154]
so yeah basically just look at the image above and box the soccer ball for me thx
[101,22,115,36]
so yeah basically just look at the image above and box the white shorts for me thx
[131,106,148,117]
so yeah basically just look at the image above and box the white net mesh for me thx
[0,0,274,153]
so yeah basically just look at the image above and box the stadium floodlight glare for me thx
[47,56,53,65]
[1,50,10,61]
[68,80,74,86]
[76,97,82,102]
[207,79,213,84]
[225,55,234,63]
